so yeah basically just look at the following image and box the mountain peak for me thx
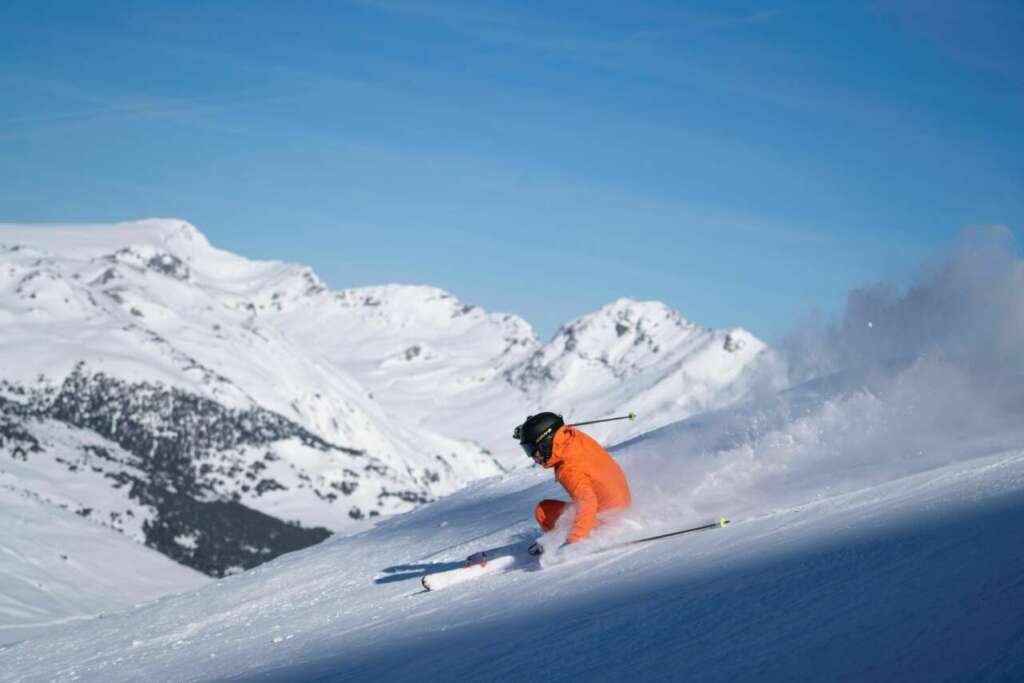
[547,297,698,358]
[0,219,212,259]
[504,297,766,441]
[571,298,694,336]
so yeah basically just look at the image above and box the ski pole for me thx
[570,411,637,428]
[627,518,730,545]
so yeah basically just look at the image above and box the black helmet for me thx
[513,412,564,464]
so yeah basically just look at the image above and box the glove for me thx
[465,551,487,565]
[527,541,544,556]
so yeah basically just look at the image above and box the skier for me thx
[515,412,631,555]
[430,412,721,591]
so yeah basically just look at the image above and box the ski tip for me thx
[719,517,730,528]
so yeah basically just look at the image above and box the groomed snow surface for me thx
[2,226,1023,681]
[2,418,1021,682]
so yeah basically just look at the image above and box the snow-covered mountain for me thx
[278,291,766,458]
[260,282,541,456]
[503,298,765,444]
[1,224,1019,680]
[0,221,512,580]
[2,326,1020,680]
[0,219,765,608]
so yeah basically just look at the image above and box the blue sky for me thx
[1,1,1021,341]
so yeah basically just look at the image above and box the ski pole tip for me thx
[627,411,637,420]
[719,517,730,528]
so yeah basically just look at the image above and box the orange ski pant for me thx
[535,499,568,532]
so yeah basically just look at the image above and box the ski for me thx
[421,553,526,591]
[420,541,533,592]
[420,518,730,592]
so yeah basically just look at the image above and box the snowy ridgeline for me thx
[0,219,766,633]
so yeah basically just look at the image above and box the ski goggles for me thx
[514,424,556,459]
[514,425,535,457]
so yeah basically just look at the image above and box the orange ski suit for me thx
[535,426,631,544]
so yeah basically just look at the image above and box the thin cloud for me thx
[0,75,297,141]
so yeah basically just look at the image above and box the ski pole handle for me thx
[570,412,637,428]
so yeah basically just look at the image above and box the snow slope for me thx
[3,228,1022,681]
[0,485,208,648]
[2,405,1020,681]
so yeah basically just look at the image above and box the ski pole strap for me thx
[570,412,637,428]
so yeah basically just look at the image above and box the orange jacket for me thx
[545,426,631,543]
